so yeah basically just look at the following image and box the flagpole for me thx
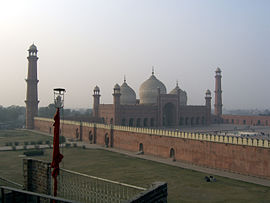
[51,88,66,197]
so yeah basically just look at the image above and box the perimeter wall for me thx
[34,117,270,179]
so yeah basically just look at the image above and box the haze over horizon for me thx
[0,0,269,110]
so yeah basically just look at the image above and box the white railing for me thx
[56,168,146,203]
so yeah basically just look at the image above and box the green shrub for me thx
[65,143,71,148]
[5,142,9,146]
[82,145,86,149]
[45,140,50,145]
[73,143,77,147]
[12,146,16,151]
[14,142,19,146]
[24,141,29,145]
[23,150,44,156]
[30,141,36,145]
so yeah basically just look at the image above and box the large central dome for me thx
[139,73,166,104]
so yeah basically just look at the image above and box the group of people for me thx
[204,175,216,182]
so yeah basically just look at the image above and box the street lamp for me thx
[53,88,66,108]
[52,88,65,197]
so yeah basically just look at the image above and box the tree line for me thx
[0,104,92,129]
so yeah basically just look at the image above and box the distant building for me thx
[222,114,270,126]
[24,45,270,128]
[92,70,212,127]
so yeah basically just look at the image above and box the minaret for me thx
[93,85,100,118]
[25,44,39,129]
[214,67,222,118]
[113,84,121,125]
[205,89,212,125]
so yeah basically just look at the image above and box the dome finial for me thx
[124,75,126,83]
[176,80,179,87]
[152,66,154,75]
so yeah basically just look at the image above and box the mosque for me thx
[25,44,223,129]
[91,68,221,127]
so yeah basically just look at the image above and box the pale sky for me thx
[0,0,269,109]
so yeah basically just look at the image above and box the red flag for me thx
[51,108,64,196]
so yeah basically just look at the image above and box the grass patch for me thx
[0,129,52,147]
[1,148,269,202]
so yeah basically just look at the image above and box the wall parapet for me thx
[34,117,270,148]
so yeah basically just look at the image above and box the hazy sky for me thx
[0,0,269,109]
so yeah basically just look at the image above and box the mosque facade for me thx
[92,70,214,128]
[25,44,224,129]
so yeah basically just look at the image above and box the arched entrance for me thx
[136,118,141,127]
[104,133,109,147]
[139,143,144,152]
[162,103,176,127]
[88,131,93,144]
[121,118,126,126]
[143,118,148,127]
[129,118,134,126]
[170,148,175,161]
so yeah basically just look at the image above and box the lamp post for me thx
[53,88,66,109]
[51,88,65,197]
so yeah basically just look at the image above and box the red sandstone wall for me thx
[34,119,53,134]
[222,114,270,126]
[34,118,270,179]
[113,130,270,178]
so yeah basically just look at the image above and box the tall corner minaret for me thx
[214,67,222,118]
[113,83,121,125]
[205,89,212,125]
[93,85,100,118]
[25,44,39,129]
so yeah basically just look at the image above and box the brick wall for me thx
[111,129,270,178]
[222,114,270,126]
[23,158,51,195]
[127,182,167,203]
[34,118,270,179]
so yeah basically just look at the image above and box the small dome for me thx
[114,83,120,89]
[29,44,37,51]
[139,73,166,104]
[120,80,136,105]
[216,67,221,72]
[205,89,211,95]
[169,82,187,106]
[94,85,100,92]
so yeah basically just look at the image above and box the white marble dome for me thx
[139,73,166,104]
[169,83,187,106]
[120,80,136,105]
